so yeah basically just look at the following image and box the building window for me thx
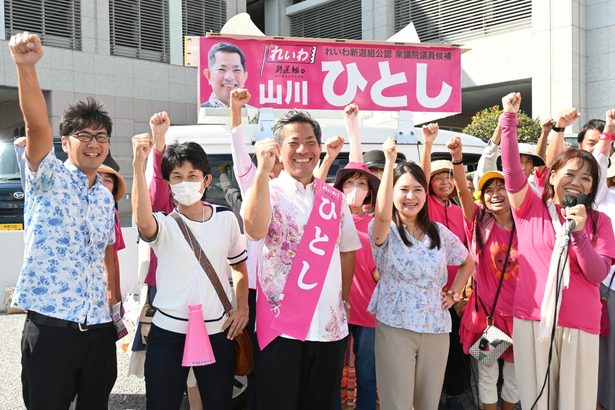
[290,0,362,40]
[109,0,170,63]
[182,0,226,38]
[4,0,81,50]
[395,0,532,43]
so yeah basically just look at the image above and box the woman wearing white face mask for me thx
[132,137,249,410]
[332,161,380,410]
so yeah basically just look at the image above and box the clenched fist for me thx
[9,32,43,66]
[132,133,154,165]
[255,138,278,175]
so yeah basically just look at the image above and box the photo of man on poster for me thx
[201,42,249,108]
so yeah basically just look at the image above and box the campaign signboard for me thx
[199,35,461,113]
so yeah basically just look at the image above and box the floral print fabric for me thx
[368,221,467,334]
[257,171,361,342]
[12,151,115,324]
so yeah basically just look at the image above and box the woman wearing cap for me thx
[369,137,473,410]
[448,137,519,410]
[333,161,380,410]
[330,103,381,410]
[500,92,615,410]
[419,123,469,408]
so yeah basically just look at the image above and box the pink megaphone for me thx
[182,304,216,367]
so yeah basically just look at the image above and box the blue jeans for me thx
[336,324,377,410]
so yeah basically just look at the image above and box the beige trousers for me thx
[375,321,449,410]
[513,318,599,410]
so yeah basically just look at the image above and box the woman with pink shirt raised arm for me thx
[448,136,519,410]
[500,92,615,410]
[333,103,380,410]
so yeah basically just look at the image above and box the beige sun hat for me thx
[430,160,454,176]
[97,164,126,202]
[429,160,457,198]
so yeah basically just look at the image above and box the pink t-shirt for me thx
[460,205,518,362]
[513,190,615,334]
[348,213,377,328]
[428,195,468,289]
[466,206,518,318]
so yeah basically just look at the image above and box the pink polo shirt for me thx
[428,195,468,289]
[348,213,377,328]
[512,190,615,334]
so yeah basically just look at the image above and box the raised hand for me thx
[9,32,43,66]
[554,108,580,129]
[255,138,277,175]
[540,117,553,132]
[230,88,251,109]
[421,123,439,145]
[447,136,463,161]
[149,111,170,152]
[382,137,397,163]
[132,133,154,165]
[324,135,345,160]
[605,109,615,134]
[502,92,521,113]
[344,103,359,116]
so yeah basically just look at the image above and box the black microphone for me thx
[563,194,588,235]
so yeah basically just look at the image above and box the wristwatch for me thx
[446,289,461,302]
[551,122,566,132]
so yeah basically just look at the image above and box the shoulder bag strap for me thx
[171,212,233,315]
[489,223,515,319]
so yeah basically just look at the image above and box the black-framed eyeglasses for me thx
[71,132,110,143]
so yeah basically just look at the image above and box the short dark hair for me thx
[59,97,112,137]
[208,42,246,70]
[337,171,377,212]
[392,161,441,249]
[542,147,599,209]
[577,119,605,144]
[273,110,322,145]
[161,142,212,181]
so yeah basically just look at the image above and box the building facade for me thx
[0,0,611,221]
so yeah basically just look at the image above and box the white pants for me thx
[478,360,518,404]
[513,318,598,410]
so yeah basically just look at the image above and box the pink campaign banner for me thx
[199,35,461,112]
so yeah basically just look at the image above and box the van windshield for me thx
[0,141,20,181]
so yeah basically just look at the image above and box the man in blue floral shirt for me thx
[9,32,119,409]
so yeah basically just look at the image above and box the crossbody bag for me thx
[171,212,254,376]
[469,224,515,367]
